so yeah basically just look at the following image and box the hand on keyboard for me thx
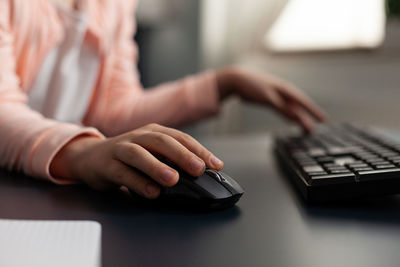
[216,66,327,132]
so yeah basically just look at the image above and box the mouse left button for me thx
[205,169,224,182]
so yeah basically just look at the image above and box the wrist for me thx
[50,135,103,181]
[215,67,241,101]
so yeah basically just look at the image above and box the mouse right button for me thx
[193,174,232,199]
[219,172,244,195]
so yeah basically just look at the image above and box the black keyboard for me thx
[274,124,400,202]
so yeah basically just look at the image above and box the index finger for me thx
[148,124,224,170]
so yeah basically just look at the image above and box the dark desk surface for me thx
[2,134,400,267]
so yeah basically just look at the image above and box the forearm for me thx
[86,71,221,136]
[0,103,104,183]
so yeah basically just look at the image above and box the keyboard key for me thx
[307,171,328,176]
[373,149,393,155]
[292,152,309,160]
[356,168,400,181]
[347,163,369,168]
[370,160,390,165]
[330,170,352,174]
[370,164,391,169]
[323,163,342,168]
[365,158,385,163]
[388,156,400,161]
[377,151,398,156]
[374,164,396,169]
[303,166,324,173]
[308,148,326,157]
[334,156,357,165]
[309,173,356,186]
[345,160,365,165]
[298,160,318,166]
[353,167,373,172]
[327,167,348,172]
[357,153,379,160]
[327,147,353,156]
[316,156,335,163]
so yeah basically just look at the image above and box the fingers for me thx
[228,67,326,128]
[262,81,326,132]
[147,124,224,170]
[131,132,207,177]
[286,104,315,133]
[113,142,179,187]
[107,124,224,199]
[263,87,285,112]
[109,161,160,199]
[268,89,318,133]
[279,83,327,122]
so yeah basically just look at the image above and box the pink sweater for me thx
[0,0,219,183]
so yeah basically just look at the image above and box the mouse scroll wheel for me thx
[205,169,226,182]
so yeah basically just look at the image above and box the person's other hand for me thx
[50,123,224,199]
[216,66,327,132]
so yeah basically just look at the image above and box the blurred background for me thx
[135,0,400,137]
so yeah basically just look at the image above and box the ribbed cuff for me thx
[30,124,105,184]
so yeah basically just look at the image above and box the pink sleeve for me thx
[0,5,104,184]
[84,1,220,136]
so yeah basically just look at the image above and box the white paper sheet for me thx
[0,219,101,267]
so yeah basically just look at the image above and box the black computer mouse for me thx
[130,166,244,212]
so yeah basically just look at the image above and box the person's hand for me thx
[50,123,224,199]
[216,66,326,132]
